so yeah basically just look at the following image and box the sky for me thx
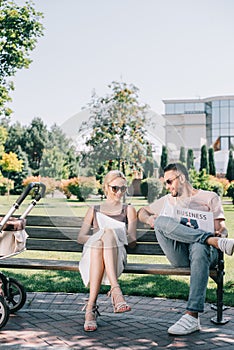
[9,0,234,128]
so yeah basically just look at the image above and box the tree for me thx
[199,144,209,173]
[0,0,44,117]
[159,145,168,177]
[6,145,30,194]
[79,81,150,175]
[21,117,48,174]
[4,121,25,153]
[226,149,234,181]
[208,147,216,176]
[40,146,64,179]
[0,151,23,172]
[0,151,23,195]
[179,146,186,164]
[0,125,8,156]
[143,142,154,178]
[187,148,194,170]
[143,157,154,178]
[47,124,78,178]
[3,119,78,180]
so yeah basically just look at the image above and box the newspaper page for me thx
[174,206,214,233]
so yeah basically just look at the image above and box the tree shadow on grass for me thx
[4,269,233,306]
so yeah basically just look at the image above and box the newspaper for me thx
[174,206,214,233]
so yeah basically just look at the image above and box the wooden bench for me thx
[0,215,228,324]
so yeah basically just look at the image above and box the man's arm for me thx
[137,206,158,228]
[214,219,228,237]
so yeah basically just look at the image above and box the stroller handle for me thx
[0,182,46,233]
[16,182,46,206]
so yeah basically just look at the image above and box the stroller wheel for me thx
[0,295,9,329]
[5,278,27,313]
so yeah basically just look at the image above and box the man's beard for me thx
[171,191,179,197]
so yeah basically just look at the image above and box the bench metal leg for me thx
[210,251,230,324]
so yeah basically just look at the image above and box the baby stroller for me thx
[0,182,46,329]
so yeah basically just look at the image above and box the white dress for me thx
[79,209,128,287]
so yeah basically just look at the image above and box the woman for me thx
[77,170,137,332]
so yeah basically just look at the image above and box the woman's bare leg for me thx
[101,229,130,311]
[101,229,119,285]
[85,240,104,330]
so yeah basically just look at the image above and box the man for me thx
[138,162,234,335]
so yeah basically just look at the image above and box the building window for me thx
[220,107,229,123]
[212,107,219,124]
[165,104,175,114]
[220,100,229,107]
[175,103,184,114]
[212,100,219,108]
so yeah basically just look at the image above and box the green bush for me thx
[209,183,223,196]
[66,176,97,201]
[227,182,234,204]
[189,169,223,196]
[0,177,14,195]
[140,178,163,203]
[23,176,57,195]
[140,179,148,198]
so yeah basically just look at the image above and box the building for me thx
[163,95,234,172]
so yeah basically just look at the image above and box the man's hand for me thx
[146,215,158,228]
[215,228,228,237]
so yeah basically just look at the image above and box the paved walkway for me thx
[0,292,233,349]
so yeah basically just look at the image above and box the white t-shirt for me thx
[149,189,225,221]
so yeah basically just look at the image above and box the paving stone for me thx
[0,292,233,349]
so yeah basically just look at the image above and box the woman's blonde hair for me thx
[103,170,126,196]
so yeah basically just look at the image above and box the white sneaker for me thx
[218,238,234,256]
[168,314,201,335]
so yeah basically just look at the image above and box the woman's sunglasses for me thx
[109,185,127,193]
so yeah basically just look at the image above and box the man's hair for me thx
[163,162,190,181]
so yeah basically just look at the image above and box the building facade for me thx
[163,95,234,160]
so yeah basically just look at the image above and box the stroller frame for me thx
[0,182,46,329]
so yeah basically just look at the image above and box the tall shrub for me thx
[187,149,194,170]
[226,150,234,181]
[208,147,216,176]
[179,146,186,164]
[159,145,168,177]
[199,145,209,173]
[227,182,234,204]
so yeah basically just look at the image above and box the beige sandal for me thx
[107,285,131,313]
[82,303,100,332]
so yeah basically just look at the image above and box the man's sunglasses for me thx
[109,185,127,193]
[165,175,180,185]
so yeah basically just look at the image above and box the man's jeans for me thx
[154,216,218,313]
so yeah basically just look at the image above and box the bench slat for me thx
[26,227,79,240]
[0,258,218,278]
[26,239,84,252]
[25,216,149,229]
[23,216,83,227]
[26,227,156,242]
[25,239,164,255]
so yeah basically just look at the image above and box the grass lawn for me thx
[0,194,234,306]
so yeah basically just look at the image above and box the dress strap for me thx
[122,203,129,224]
[93,205,100,212]
[92,205,100,227]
